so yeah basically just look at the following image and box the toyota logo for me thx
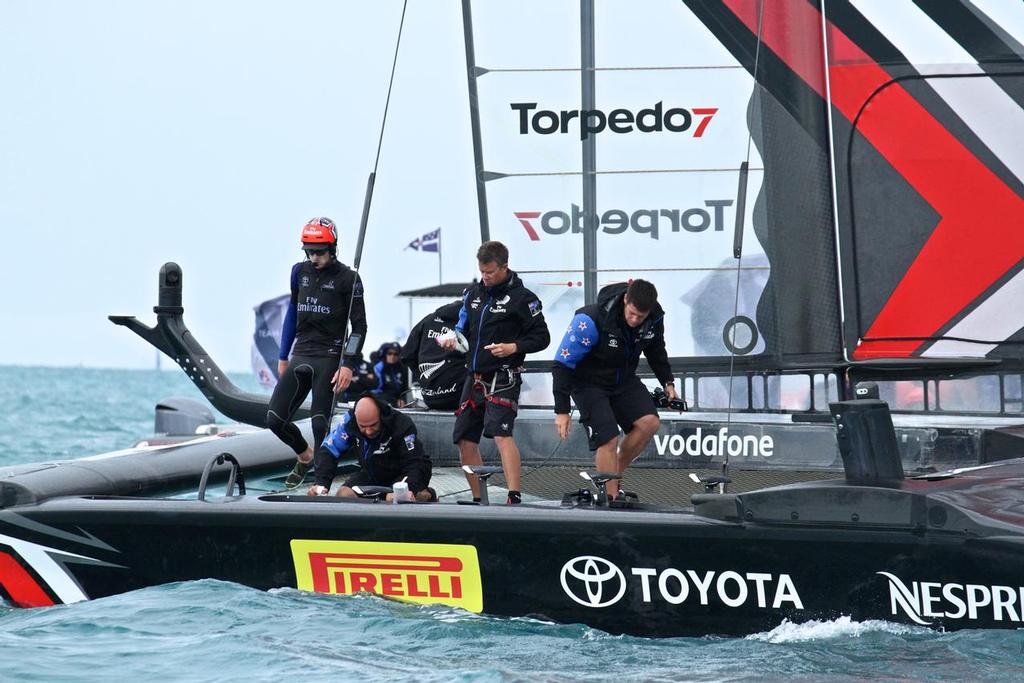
[560,556,626,608]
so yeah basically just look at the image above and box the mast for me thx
[819,0,851,378]
[580,0,598,305]
[460,0,491,243]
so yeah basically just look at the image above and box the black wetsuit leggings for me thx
[266,354,338,455]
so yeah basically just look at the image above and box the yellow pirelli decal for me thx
[290,539,483,613]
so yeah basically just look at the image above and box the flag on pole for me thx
[405,228,440,253]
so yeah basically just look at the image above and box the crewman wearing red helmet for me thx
[267,217,368,488]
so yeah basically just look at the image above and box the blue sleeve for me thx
[279,302,297,360]
[321,413,355,458]
[372,361,385,393]
[455,291,470,333]
[553,314,600,369]
[279,264,301,360]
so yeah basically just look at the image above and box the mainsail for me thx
[253,2,1024,413]
[456,0,1024,413]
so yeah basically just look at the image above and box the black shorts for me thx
[342,464,431,494]
[572,375,658,451]
[452,371,521,443]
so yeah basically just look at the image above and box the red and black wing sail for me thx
[683,0,1024,364]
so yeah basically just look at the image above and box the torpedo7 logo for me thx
[512,102,719,140]
[515,200,733,241]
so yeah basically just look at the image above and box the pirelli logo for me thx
[290,540,483,613]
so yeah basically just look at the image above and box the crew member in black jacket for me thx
[552,279,676,499]
[401,300,467,411]
[440,241,550,504]
[307,394,434,502]
[269,217,367,489]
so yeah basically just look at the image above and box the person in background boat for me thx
[439,241,550,504]
[401,300,467,411]
[339,352,378,403]
[308,394,434,502]
[268,216,367,489]
[372,342,410,407]
[552,279,675,500]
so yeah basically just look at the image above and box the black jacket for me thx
[315,395,431,491]
[289,260,367,366]
[401,301,466,379]
[455,271,550,374]
[552,283,673,413]
[401,301,467,409]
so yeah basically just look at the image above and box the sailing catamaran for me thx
[1,1,1023,636]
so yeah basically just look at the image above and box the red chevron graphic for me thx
[0,551,56,608]
[724,0,1024,358]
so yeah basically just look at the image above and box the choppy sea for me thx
[0,366,1020,682]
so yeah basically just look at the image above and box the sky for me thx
[0,0,483,371]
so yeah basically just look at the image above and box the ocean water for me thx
[0,366,1021,681]
[0,365,267,466]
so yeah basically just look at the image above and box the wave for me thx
[747,616,924,643]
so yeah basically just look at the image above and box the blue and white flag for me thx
[406,227,440,253]
[251,293,290,389]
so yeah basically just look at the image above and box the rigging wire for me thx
[368,0,409,195]
[484,64,745,73]
[329,0,410,428]
[722,0,767,488]
[488,166,764,178]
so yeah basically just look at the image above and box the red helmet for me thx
[301,217,338,248]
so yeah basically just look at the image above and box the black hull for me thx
[3,459,1023,637]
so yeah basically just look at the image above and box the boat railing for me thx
[516,360,1024,419]
[197,452,247,501]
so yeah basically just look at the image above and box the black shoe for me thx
[506,491,522,505]
[284,460,310,489]
[614,490,639,502]
[425,487,438,502]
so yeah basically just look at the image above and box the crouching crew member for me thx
[552,279,676,499]
[308,394,434,502]
[401,300,467,410]
[440,241,550,504]
[268,216,367,489]
[372,342,409,407]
